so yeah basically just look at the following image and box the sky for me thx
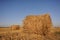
[0,0,60,27]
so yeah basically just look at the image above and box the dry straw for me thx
[10,25,20,30]
[23,14,53,35]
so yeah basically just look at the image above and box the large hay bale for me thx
[23,14,53,35]
[10,25,20,30]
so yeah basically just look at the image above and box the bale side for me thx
[23,14,53,35]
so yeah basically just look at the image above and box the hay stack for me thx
[10,25,20,30]
[23,14,53,35]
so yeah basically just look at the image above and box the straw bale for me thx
[10,25,20,30]
[23,14,53,35]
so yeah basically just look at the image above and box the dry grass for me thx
[0,27,11,32]
[0,29,60,40]
[54,27,60,32]
[0,14,60,40]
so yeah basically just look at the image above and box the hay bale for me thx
[10,25,20,30]
[23,14,53,35]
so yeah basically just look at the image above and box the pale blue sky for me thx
[0,0,60,27]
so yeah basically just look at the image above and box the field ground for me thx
[0,27,60,40]
[0,27,11,32]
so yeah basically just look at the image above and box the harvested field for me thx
[0,27,11,32]
[0,14,60,40]
[0,30,60,40]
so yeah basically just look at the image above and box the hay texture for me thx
[23,14,53,35]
